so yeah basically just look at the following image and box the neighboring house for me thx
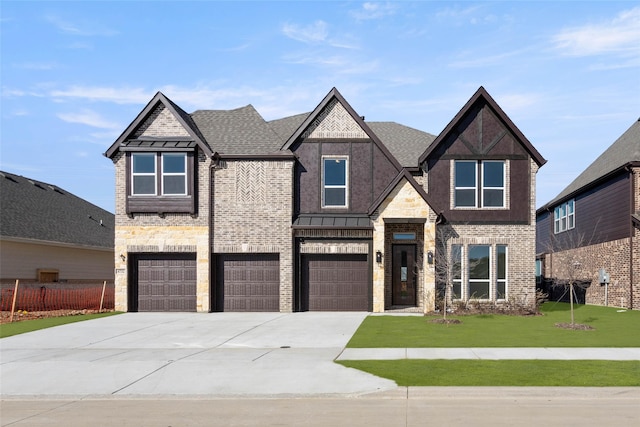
[105,87,545,313]
[536,119,640,309]
[0,171,114,284]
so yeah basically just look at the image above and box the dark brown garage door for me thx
[302,254,369,311]
[216,254,279,312]
[136,255,197,312]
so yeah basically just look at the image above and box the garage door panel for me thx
[216,254,279,312]
[136,256,197,312]
[303,254,369,311]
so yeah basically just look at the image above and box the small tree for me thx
[543,224,597,328]
[432,223,460,321]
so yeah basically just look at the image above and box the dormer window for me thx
[322,156,348,208]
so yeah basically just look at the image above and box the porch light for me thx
[376,251,383,263]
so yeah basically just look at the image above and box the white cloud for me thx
[282,20,328,44]
[448,48,532,69]
[12,62,58,70]
[351,2,398,20]
[44,15,119,37]
[551,7,640,57]
[57,109,120,129]
[50,86,153,104]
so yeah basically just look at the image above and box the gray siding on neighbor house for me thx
[541,171,631,252]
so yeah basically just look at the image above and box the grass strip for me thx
[0,312,121,338]
[337,359,640,386]
[347,303,640,348]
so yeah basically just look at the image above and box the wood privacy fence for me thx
[0,281,115,312]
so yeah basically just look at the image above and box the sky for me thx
[1,1,639,213]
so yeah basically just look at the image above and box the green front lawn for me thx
[337,360,640,386]
[0,312,121,338]
[347,302,640,348]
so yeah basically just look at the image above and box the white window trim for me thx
[452,244,463,300]
[481,160,506,208]
[496,245,508,300]
[451,243,508,302]
[554,199,575,234]
[467,244,491,300]
[131,153,157,196]
[453,160,478,208]
[161,153,187,196]
[321,155,349,208]
[452,160,508,209]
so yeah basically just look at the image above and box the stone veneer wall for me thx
[371,179,436,313]
[212,160,294,312]
[112,149,212,312]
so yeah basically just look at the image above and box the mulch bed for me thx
[0,309,109,325]
[429,318,462,324]
[555,322,595,330]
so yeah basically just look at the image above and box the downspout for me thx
[209,153,220,312]
[629,165,635,309]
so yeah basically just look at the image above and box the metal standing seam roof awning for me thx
[292,215,373,229]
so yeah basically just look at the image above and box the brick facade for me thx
[109,88,544,314]
[212,159,294,312]
[545,238,633,309]
[111,110,212,312]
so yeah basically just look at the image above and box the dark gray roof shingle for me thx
[0,171,114,249]
[545,119,640,207]
[191,105,284,155]
[368,122,436,168]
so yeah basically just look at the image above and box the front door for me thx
[392,244,417,306]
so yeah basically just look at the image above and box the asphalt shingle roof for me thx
[0,171,114,249]
[544,119,640,208]
[367,122,436,168]
[191,105,284,155]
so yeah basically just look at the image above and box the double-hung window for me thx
[450,244,507,301]
[468,245,490,299]
[451,244,463,299]
[132,153,187,196]
[454,160,505,208]
[322,156,348,208]
[496,245,507,299]
[128,151,194,215]
[132,153,157,195]
[162,153,187,195]
[554,199,575,233]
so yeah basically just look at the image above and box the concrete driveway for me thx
[0,312,395,397]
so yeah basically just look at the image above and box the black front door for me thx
[392,244,417,306]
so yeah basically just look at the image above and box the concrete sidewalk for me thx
[337,347,640,360]
[3,388,640,426]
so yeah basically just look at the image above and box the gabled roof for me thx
[540,119,640,210]
[0,171,114,250]
[281,87,404,171]
[368,122,436,168]
[268,112,310,141]
[105,92,212,158]
[418,86,546,167]
[368,169,440,216]
[191,105,284,156]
